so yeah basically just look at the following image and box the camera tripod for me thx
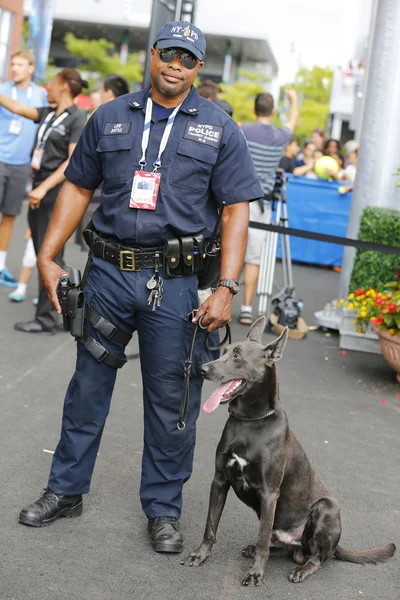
[256,170,295,318]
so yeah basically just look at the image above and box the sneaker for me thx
[0,268,18,288]
[32,297,39,306]
[8,290,26,302]
[238,310,253,325]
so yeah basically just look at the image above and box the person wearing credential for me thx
[0,68,87,333]
[0,50,47,287]
[18,21,263,553]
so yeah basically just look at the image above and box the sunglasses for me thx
[158,47,199,70]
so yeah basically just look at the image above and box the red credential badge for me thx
[31,146,44,171]
[129,171,161,210]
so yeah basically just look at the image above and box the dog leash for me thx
[177,315,231,430]
[228,407,277,421]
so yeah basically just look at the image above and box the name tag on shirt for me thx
[183,121,223,149]
[103,122,132,135]
[129,171,160,210]
[9,119,22,136]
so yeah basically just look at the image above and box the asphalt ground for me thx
[0,204,399,600]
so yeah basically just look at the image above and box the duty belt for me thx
[90,234,163,272]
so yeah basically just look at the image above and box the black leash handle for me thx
[177,316,231,430]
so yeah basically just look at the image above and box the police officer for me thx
[19,21,263,553]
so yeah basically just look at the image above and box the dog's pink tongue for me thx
[203,380,242,414]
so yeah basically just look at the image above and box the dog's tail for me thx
[334,543,396,565]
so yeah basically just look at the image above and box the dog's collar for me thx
[228,407,277,421]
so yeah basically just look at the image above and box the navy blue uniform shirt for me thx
[65,86,263,246]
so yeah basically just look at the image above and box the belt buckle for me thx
[119,250,135,271]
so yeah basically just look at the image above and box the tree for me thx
[219,70,270,124]
[64,33,143,91]
[279,66,333,142]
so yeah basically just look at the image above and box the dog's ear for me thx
[247,316,266,343]
[264,327,288,364]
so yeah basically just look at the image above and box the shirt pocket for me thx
[96,134,134,187]
[170,139,218,193]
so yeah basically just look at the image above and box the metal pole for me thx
[339,0,400,297]
[174,0,183,19]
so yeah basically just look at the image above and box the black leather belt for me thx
[91,238,163,272]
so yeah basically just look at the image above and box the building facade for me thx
[26,0,277,88]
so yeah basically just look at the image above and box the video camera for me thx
[264,168,286,208]
[271,286,303,330]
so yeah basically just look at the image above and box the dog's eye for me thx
[233,353,240,361]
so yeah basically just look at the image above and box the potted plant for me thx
[340,284,400,381]
[338,289,381,354]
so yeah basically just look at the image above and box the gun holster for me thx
[57,268,85,341]
[68,288,86,341]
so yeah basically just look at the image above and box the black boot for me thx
[19,489,83,527]
[148,517,183,553]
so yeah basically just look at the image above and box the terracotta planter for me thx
[376,328,400,382]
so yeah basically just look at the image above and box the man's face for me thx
[90,90,102,109]
[311,131,324,150]
[11,57,34,85]
[100,87,114,105]
[150,46,203,98]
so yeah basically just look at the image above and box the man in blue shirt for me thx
[0,50,47,286]
[19,21,263,554]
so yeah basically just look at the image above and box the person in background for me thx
[279,137,299,173]
[339,147,359,194]
[0,50,47,287]
[76,74,131,251]
[90,90,102,111]
[0,68,87,333]
[293,140,317,177]
[99,74,130,105]
[333,152,345,179]
[8,226,37,303]
[197,78,233,117]
[324,138,340,157]
[343,147,358,181]
[238,89,298,325]
[196,79,218,101]
[311,127,325,151]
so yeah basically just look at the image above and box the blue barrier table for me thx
[275,175,353,267]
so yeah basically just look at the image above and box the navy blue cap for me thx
[154,21,206,61]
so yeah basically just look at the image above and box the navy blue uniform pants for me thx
[47,256,218,519]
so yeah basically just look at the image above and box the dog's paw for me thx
[242,544,256,558]
[242,568,264,587]
[289,566,307,583]
[181,546,211,567]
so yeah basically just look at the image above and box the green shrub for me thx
[349,206,400,292]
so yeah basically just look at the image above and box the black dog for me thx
[183,317,395,585]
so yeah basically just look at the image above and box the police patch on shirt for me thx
[103,122,132,135]
[183,121,223,149]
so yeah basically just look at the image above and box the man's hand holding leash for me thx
[193,202,249,332]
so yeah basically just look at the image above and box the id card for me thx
[9,119,22,136]
[129,171,160,210]
[31,146,44,170]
